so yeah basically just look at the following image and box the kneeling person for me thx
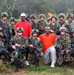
[10,27,29,72]
[29,29,43,69]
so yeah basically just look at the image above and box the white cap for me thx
[20,13,26,17]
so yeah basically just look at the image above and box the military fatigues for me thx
[29,37,43,68]
[37,21,47,35]
[30,21,36,29]
[55,34,71,65]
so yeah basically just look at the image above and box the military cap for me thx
[51,15,57,21]
[59,13,65,18]
[16,27,24,33]
[30,14,36,19]
[39,14,46,18]
[10,17,16,22]
[59,27,67,32]
[32,29,39,34]
[1,12,8,17]
[47,17,52,22]
[67,14,73,19]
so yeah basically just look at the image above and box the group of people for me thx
[0,12,74,72]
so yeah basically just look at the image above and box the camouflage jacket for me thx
[29,37,43,52]
[10,35,29,49]
[55,34,71,50]
[30,21,36,29]
[36,20,47,31]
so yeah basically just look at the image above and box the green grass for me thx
[0,59,74,75]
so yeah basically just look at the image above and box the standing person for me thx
[15,13,32,66]
[39,26,57,68]
[55,27,71,67]
[58,13,66,28]
[0,12,10,49]
[30,14,36,29]
[37,14,47,35]
[66,14,74,37]
[49,15,58,33]
[15,13,32,39]
[29,29,43,69]
[10,17,16,38]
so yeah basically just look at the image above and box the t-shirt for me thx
[15,20,32,39]
[39,33,57,53]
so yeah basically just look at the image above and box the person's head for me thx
[67,14,73,23]
[51,15,57,23]
[72,29,74,37]
[32,29,39,38]
[59,13,65,22]
[1,12,8,22]
[47,18,52,24]
[45,26,50,35]
[16,27,24,36]
[60,27,67,36]
[39,14,46,21]
[10,17,16,25]
[20,13,26,21]
[30,14,36,21]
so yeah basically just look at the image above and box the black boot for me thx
[66,62,70,69]
[14,64,18,72]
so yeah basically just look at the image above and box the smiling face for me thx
[60,31,66,36]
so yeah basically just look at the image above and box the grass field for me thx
[0,58,74,75]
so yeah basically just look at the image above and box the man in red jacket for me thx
[39,26,57,68]
[15,13,32,66]
[15,13,32,39]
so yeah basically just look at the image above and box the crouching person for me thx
[55,27,71,68]
[29,29,43,69]
[0,32,11,71]
[39,26,57,68]
[10,27,29,72]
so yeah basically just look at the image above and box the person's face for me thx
[33,33,37,38]
[59,17,64,22]
[72,33,74,37]
[21,16,26,21]
[48,20,52,24]
[11,21,15,25]
[40,17,45,21]
[31,18,35,21]
[67,17,72,23]
[17,32,23,36]
[52,18,56,23]
[2,16,7,21]
[61,31,66,36]
[45,28,50,34]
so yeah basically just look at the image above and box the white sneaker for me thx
[50,64,55,68]
[25,61,30,66]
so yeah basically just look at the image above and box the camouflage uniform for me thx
[30,14,36,29]
[9,17,16,38]
[36,14,47,35]
[29,29,43,68]
[0,12,10,49]
[10,27,29,72]
[55,27,71,65]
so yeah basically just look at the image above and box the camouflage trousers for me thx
[57,50,70,65]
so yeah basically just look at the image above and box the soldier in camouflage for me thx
[9,17,16,38]
[29,29,43,69]
[36,14,47,35]
[49,15,58,33]
[0,12,10,49]
[0,32,11,71]
[55,27,71,67]
[10,27,29,72]
[58,13,66,28]
[30,14,36,29]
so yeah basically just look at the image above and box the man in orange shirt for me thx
[39,26,57,68]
